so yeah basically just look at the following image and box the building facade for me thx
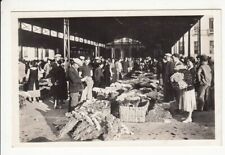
[171,15,214,58]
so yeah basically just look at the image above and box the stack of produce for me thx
[54,99,132,141]
[146,104,173,122]
[110,82,133,91]
[92,87,119,100]
[77,99,111,116]
[116,90,148,107]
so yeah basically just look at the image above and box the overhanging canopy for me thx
[19,16,202,53]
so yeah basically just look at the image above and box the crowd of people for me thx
[19,52,214,122]
[160,53,214,123]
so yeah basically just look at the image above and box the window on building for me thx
[194,25,199,34]
[209,18,214,32]
[210,41,214,54]
[35,48,38,58]
[179,41,184,54]
[45,49,49,57]
[22,47,28,59]
[194,41,199,54]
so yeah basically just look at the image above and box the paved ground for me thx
[19,97,215,142]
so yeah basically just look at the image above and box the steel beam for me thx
[63,18,70,59]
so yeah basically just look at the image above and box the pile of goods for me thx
[92,87,120,100]
[53,99,133,141]
[146,103,173,123]
[53,71,173,140]
[92,71,166,122]
[116,90,148,107]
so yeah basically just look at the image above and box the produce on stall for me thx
[54,99,133,141]
[53,71,173,141]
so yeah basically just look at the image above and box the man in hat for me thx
[67,58,83,112]
[164,53,175,102]
[197,55,212,111]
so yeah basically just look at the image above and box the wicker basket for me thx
[119,100,149,123]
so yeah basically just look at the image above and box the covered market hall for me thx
[18,16,202,61]
[18,15,215,142]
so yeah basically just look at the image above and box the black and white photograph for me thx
[15,12,220,143]
[2,0,225,154]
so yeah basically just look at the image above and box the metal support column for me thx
[178,41,181,54]
[111,47,115,58]
[182,36,185,55]
[95,46,98,57]
[128,47,132,58]
[188,30,191,57]
[120,48,124,59]
[63,18,70,59]
[20,46,23,60]
[198,19,201,55]
[98,47,100,57]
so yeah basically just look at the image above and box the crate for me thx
[119,100,149,123]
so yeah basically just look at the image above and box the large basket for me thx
[119,100,149,123]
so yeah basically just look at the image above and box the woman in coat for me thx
[103,60,111,87]
[49,60,68,109]
[94,63,104,87]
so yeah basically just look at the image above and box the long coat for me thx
[50,65,68,100]
[103,64,111,86]
[68,66,83,93]
[122,60,129,73]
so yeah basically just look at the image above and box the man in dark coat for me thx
[164,53,175,102]
[122,57,129,74]
[67,58,83,112]
[94,63,104,87]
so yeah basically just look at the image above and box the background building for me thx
[171,15,214,58]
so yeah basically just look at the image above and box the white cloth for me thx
[179,89,197,112]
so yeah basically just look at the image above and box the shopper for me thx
[44,59,52,78]
[180,60,197,123]
[25,61,41,102]
[197,55,212,111]
[94,63,104,87]
[110,58,117,83]
[103,60,111,87]
[163,53,175,102]
[49,60,68,109]
[79,58,94,102]
[67,58,84,112]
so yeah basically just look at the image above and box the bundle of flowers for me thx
[170,72,188,90]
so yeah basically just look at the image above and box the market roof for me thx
[19,16,202,51]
